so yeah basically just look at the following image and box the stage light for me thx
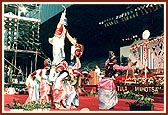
[135,12,138,16]
[146,4,150,8]
[148,7,152,13]
[130,10,133,14]
[99,4,163,27]
[158,4,162,8]
[144,9,148,14]
[150,4,153,7]
[129,15,132,19]
[132,14,136,18]
[121,13,124,17]
[137,7,141,11]
[154,5,159,10]
[121,18,125,22]
[126,16,129,20]
[124,12,127,16]
[127,11,130,15]
[109,22,112,26]
[142,30,150,40]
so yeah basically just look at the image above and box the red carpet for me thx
[4,94,164,111]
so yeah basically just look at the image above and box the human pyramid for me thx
[25,5,84,110]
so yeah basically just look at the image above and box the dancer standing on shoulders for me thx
[48,5,77,66]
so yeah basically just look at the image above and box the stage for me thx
[4,94,164,112]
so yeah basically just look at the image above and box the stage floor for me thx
[3,94,164,112]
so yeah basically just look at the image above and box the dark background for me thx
[39,4,164,68]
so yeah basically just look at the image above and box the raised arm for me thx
[56,9,66,29]
[66,32,77,45]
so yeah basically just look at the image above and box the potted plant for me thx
[5,99,23,111]
[126,95,154,111]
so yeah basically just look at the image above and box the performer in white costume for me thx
[48,6,77,66]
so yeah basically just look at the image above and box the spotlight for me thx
[121,18,125,22]
[132,14,136,18]
[135,12,139,16]
[125,12,127,17]
[129,15,132,19]
[144,9,148,14]
[148,7,152,13]
[130,10,133,14]
[137,7,141,11]
[146,4,150,8]
[158,4,163,8]
[121,13,124,17]
[99,22,102,25]
[154,5,159,10]
[127,11,130,15]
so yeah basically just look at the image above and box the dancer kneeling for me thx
[51,62,79,109]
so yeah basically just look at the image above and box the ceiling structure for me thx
[40,4,164,63]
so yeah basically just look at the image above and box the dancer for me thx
[51,62,79,109]
[98,51,136,110]
[39,59,52,102]
[25,59,51,102]
[69,44,84,87]
[25,71,40,101]
[48,6,77,66]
